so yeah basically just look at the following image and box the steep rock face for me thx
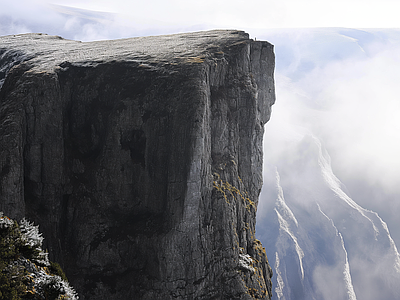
[0,30,275,299]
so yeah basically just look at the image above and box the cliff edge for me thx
[0,30,275,299]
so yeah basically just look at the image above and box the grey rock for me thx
[0,30,275,299]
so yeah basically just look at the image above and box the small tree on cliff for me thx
[0,212,78,300]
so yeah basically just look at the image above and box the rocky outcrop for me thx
[0,30,275,299]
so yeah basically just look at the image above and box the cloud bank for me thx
[257,28,400,243]
[255,28,400,299]
[2,0,400,42]
[0,0,204,41]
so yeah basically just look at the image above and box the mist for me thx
[256,28,400,244]
[0,0,198,41]
[255,28,400,299]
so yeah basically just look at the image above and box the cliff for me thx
[0,30,275,299]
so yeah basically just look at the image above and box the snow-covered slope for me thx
[259,136,400,299]
[255,28,400,299]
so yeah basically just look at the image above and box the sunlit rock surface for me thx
[0,30,275,299]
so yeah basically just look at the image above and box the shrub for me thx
[0,212,78,300]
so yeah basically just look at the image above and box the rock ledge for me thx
[0,30,275,299]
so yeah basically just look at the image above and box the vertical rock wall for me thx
[0,30,275,299]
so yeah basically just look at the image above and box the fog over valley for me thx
[256,28,400,299]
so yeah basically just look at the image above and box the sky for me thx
[2,1,400,298]
[1,0,400,41]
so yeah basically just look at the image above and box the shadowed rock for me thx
[0,30,275,299]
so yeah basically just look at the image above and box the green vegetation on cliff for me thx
[0,213,78,300]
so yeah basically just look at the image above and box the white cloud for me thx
[2,0,394,39]
[45,0,400,29]
[2,0,400,41]
[303,40,400,193]
[257,28,400,255]
[259,28,400,193]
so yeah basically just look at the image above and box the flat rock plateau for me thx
[0,30,275,299]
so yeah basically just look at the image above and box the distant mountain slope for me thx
[258,136,400,299]
[255,28,400,300]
